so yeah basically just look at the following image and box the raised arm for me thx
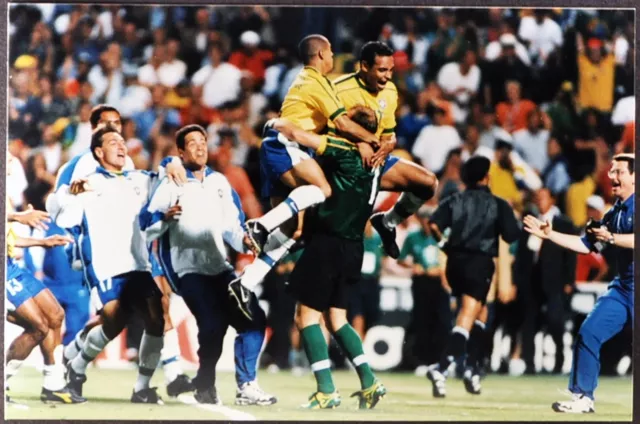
[523,215,590,254]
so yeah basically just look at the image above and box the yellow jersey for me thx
[280,66,347,133]
[331,73,398,138]
[6,224,16,259]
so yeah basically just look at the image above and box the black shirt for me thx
[430,186,520,257]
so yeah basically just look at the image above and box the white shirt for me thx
[142,170,247,282]
[191,62,243,109]
[48,169,154,282]
[88,65,124,106]
[513,128,550,173]
[68,122,93,159]
[411,124,462,174]
[460,145,494,162]
[119,84,152,118]
[484,40,532,66]
[139,61,187,88]
[518,16,563,66]
[43,143,63,175]
[614,36,629,65]
[436,62,481,122]
[390,34,430,67]
[7,157,28,208]
[611,96,635,125]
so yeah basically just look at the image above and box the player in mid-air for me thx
[229,40,437,320]
[53,105,194,397]
[524,154,634,414]
[48,127,167,403]
[140,124,277,406]
[227,34,381,319]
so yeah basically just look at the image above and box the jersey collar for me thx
[185,166,215,180]
[96,166,129,178]
[355,73,377,94]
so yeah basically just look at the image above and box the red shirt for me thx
[228,49,274,83]
[575,252,607,282]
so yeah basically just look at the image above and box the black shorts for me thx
[347,275,381,326]
[445,252,495,303]
[288,233,363,313]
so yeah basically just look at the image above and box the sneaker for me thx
[301,391,341,409]
[245,220,269,254]
[166,374,195,397]
[131,387,164,405]
[369,213,399,259]
[66,366,87,397]
[235,381,277,406]
[41,386,87,404]
[195,387,221,405]
[350,380,386,409]
[463,369,481,395]
[426,367,447,398]
[228,277,254,321]
[552,393,595,413]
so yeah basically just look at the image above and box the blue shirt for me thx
[581,193,634,290]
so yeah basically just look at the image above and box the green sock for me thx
[334,324,375,389]
[300,324,335,394]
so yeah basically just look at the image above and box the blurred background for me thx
[6,5,635,378]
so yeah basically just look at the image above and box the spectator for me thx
[64,100,93,157]
[541,136,571,198]
[437,49,481,123]
[574,195,609,283]
[518,9,563,68]
[395,90,431,151]
[478,105,502,150]
[544,81,581,140]
[483,33,532,106]
[484,24,531,66]
[87,42,124,105]
[132,84,181,149]
[23,152,56,209]
[118,63,152,118]
[460,124,493,162]
[191,42,243,109]
[228,31,274,86]
[513,108,551,174]
[436,148,463,201]
[577,37,615,113]
[564,159,597,228]
[411,102,462,175]
[495,80,537,133]
[388,15,430,72]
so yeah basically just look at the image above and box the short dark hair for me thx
[89,104,120,129]
[90,126,120,161]
[359,41,394,67]
[175,124,207,150]
[298,34,328,64]
[349,106,378,134]
[461,156,491,186]
[613,153,634,174]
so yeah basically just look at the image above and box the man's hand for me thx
[163,200,182,222]
[10,204,51,230]
[587,226,614,243]
[523,215,552,239]
[370,138,395,168]
[498,283,517,304]
[243,234,259,256]
[413,263,426,275]
[166,159,188,186]
[69,179,92,195]
[357,142,375,168]
[43,234,74,248]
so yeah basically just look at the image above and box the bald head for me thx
[298,34,330,65]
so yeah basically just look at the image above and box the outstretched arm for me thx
[523,215,590,254]
[270,119,326,152]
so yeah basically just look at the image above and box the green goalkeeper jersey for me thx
[305,137,383,241]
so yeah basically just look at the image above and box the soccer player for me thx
[229,34,381,318]
[48,127,166,403]
[524,153,634,414]
[55,104,193,397]
[426,156,520,397]
[140,125,276,406]
[331,41,438,259]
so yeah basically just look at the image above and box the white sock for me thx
[64,330,86,363]
[53,344,64,366]
[71,326,110,375]
[259,185,326,232]
[42,364,66,391]
[135,332,163,392]
[6,359,24,380]
[241,230,296,291]
[383,192,425,228]
[161,329,183,384]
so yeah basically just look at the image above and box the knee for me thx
[577,322,600,347]
[416,171,438,199]
[319,183,332,199]
[48,305,65,331]
[31,318,49,344]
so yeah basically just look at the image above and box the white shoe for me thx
[552,393,595,413]
[235,381,277,406]
[462,369,481,395]
[426,366,447,398]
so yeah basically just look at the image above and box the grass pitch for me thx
[5,367,632,421]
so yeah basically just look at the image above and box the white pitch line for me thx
[177,394,256,421]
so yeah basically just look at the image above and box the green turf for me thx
[4,367,633,421]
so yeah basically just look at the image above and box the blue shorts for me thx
[150,250,164,279]
[95,271,162,307]
[260,129,313,199]
[6,267,47,312]
[47,282,91,345]
[382,155,400,175]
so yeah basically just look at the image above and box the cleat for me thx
[166,374,195,397]
[228,277,254,321]
[235,381,277,406]
[369,213,399,259]
[350,379,386,409]
[131,387,164,405]
[463,369,481,395]
[66,366,87,397]
[194,387,221,405]
[552,394,595,413]
[427,367,447,398]
[300,391,341,409]
[245,220,269,254]
[41,386,87,404]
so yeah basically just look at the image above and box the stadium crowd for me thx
[7,5,635,377]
